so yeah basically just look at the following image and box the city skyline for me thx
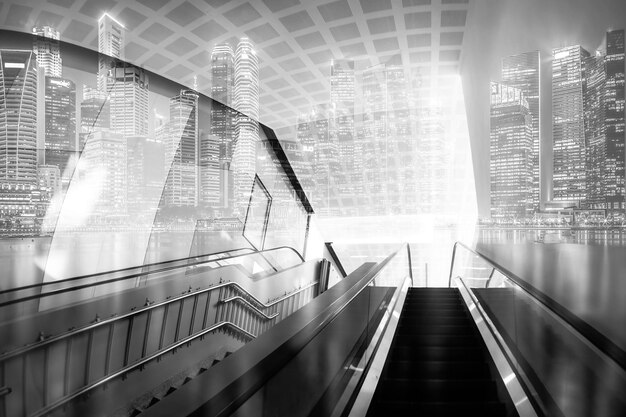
[489,29,626,224]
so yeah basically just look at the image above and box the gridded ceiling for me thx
[0,0,471,129]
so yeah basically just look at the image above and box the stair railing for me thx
[0,278,318,417]
[0,245,304,311]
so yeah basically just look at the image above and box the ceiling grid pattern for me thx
[0,0,470,128]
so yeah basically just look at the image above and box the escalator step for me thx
[397,316,472,326]
[393,334,480,347]
[377,378,499,402]
[391,345,485,362]
[385,360,491,380]
[394,324,476,336]
[370,400,507,416]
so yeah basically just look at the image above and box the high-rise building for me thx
[38,165,61,196]
[232,38,259,213]
[44,76,76,187]
[584,52,607,210]
[552,45,590,205]
[209,43,235,208]
[32,26,61,77]
[0,50,39,184]
[97,13,124,93]
[330,59,356,197]
[361,65,388,215]
[109,63,149,137]
[80,129,127,218]
[604,29,626,216]
[199,130,221,207]
[490,82,533,221]
[164,89,199,207]
[80,86,110,150]
[502,51,540,211]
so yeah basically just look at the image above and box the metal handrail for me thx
[221,281,318,310]
[30,320,254,417]
[448,240,626,371]
[0,279,315,362]
[219,297,280,320]
[0,245,305,309]
[0,247,254,296]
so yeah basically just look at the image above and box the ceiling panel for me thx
[0,0,471,129]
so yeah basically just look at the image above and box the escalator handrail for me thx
[448,240,626,371]
[0,279,318,362]
[154,243,412,417]
[0,246,305,308]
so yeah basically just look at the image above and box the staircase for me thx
[367,288,511,416]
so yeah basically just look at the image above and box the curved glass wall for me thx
[0,29,313,291]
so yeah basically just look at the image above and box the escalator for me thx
[366,288,512,416]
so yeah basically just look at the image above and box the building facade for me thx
[501,51,541,212]
[552,45,590,205]
[490,82,533,221]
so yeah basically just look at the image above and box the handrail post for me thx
[406,243,414,287]
[447,242,458,288]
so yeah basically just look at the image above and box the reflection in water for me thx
[477,226,626,246]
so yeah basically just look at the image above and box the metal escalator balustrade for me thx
[0,272,319,417]
[450,241,626,417]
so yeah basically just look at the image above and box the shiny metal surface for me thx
[347,277,410,417]
[456,276,539,417]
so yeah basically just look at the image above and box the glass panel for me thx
[453,244,626,417]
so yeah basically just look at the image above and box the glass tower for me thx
[490,82,533,221]
[552,45,590,205]
[502,51,540,212]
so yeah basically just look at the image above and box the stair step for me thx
[165,386,177,396]
[369,400,507,416]
[147,397,160,407]
[385,360,491,380]
[377,378,499,402]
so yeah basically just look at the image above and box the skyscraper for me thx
[604,29,626,216]
[0,50,39,184]
[44,76,76,188]
[502,51,540,211]
[81,129,127,217]
[80,86,110,150]
[552,45,590,205]
[232,38,259,213]
[198,130,220,207]
[584,52,607,210]
[32,26,61,77]
[330,59,356,198]
[109,63,149,137]
[490,82,533,221]
[97,13,124,93]
[164,89,199,207]
[209,43,235,208]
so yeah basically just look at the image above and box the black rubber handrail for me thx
[448,240,626,371]
[0,246,305,309]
